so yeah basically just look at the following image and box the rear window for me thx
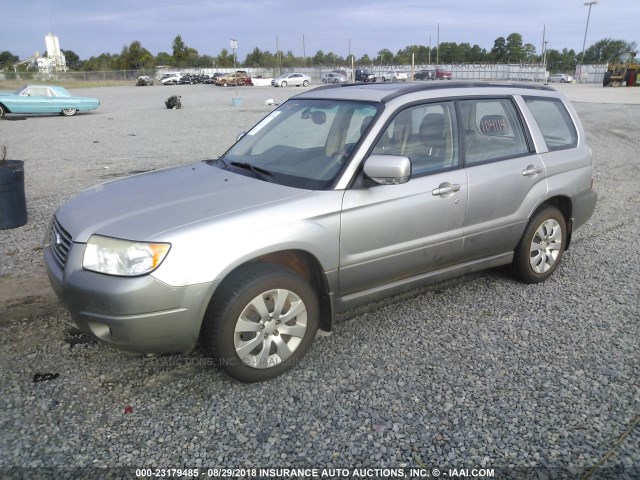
[524,97,578,151]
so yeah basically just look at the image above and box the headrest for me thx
[420,113,445,135]
[479,115,510,136]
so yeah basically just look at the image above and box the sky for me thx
[3,0,639,62]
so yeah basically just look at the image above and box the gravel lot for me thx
[0,82,638,478]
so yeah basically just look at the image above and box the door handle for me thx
[522,165,543,176]
[432,183,460,196]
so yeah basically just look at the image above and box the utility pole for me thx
[580,2,597,83]
[436,23,440,65]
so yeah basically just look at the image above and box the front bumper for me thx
[44,242,214,354]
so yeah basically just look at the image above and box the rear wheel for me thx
[202,263,319,382]
[511,207,566,283]
[302,80,309,87]
[60,108,77,116]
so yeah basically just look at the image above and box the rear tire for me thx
[60,108,77,116]
[302,80,309,87]
[511,207,566,284]
[202,263,319,382]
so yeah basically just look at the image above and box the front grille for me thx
[50,217,72,269]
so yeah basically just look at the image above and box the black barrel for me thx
[0,160,27,229]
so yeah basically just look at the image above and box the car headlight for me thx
[83,235,171,276]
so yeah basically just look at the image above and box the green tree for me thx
[0,50,19,70]
[583,38,637,63]
[83,53,119,71]
[61,49,81,69]
[172,35,188,67]
[118,41,154,69]
[376,48,394,65]
[156,51,174,66]
[216,48,234,68]
[506,33,525,62]
[437,42,466,63]
[357,54,372,65]
[490,37,507,62]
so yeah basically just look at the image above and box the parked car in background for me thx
[271,73,311,87]
[0,85,100,118]
[160,73,182,85]
[204,73,227,84]
[355,68,376,82]
[381,70,408,82]
[322,72,349,84]
[45,82,596,383]
[136,75,154,86]
[436,68,453,80]
[414,69,436,81]
[215,71,252,87]
[548,73,574,83]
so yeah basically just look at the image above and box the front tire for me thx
[202,264,319,382]
[0,104,5,118]
[281,81,287,87]
[61,108,77,116]
[511,207,566,283]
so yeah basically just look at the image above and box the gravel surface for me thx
[0,83,638,478]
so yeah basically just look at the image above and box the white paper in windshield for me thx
[248,111,281,135]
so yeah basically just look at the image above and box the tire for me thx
[302,80,309,87]
[0,104,5,119]
[392,77,397,82]
[281,81,287,87]
[60,108,77,116]
[511,207,566,284]
[381,77,386,82]
[202,263,319,382]
[603,72,612,87]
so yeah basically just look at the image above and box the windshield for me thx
[219,98,380,189]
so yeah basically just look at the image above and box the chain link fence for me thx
[0,63,610,84]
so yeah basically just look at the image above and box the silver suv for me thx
[45,82,597,382]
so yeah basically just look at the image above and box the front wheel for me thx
[0,104,5,118]
[281,81,287,87]
[202,264,319,382]
[60,108,77,116]
[511,207,566,283]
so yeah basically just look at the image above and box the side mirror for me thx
[363,155,411,185]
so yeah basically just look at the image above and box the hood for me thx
[57,161,310,243]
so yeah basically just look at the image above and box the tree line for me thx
[0,34,636,72]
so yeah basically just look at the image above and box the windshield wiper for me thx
[229,161,273,180]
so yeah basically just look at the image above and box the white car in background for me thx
[271,73,311,87]
[548,73,574,83]
[160,72,183,85]
[381,70,408,82]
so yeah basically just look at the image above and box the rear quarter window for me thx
[524,96,578,151]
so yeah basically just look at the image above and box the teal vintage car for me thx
[0,85,100,118]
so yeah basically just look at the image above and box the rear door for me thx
[458,97,547,261]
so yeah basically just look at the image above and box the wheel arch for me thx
[0,102,10,117]
[534,195,573,249]
[203,249,334,335]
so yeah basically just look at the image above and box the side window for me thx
[23,87,51,97]
[459,99,529,165]
[524,97,578,151]
[372,102,459,176]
